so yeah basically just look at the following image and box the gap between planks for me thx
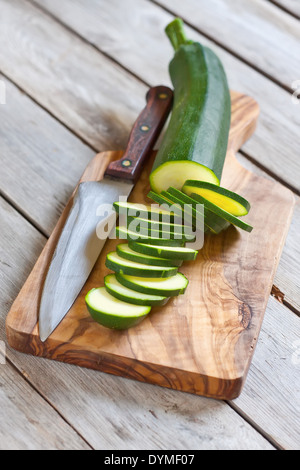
[0,69,97,155]
[4,353,94,450]
[267,0,300,20]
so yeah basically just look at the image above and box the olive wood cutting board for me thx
[6,91,295,400]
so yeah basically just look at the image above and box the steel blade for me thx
[39,179,133,342]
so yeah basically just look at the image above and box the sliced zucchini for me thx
[105,251,178,278]
[147,191,185,220]
[147,190,203,230]
[116,243,183,267]
[85,287,151,330]
[116,226,189,246]
[127,216,191,235]
[165,188,230,234]
[105,274,169,307]
[161,190,204,227]
[128,241,198,261]
[190,192,253,233]
[124,219,195,241]
[116,272,189,297]
[113,201,175,222]
[183,181,250,216]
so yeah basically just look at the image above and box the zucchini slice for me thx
[125,217,195,241]
[113,201,175,222]
[128,241,198,261]
[116,226,190,246]
[127,216,191,235]
[85,287,151,330]
[164,188,230,235]
[147,190,204,230]
[106,251,178,278]
[150,19,231,193]
[190,193,254,233]
[183,181,250,216]
[147,191,185,221]
[116,243,183,267]
[116,272,189,297]
[105,274,169,307]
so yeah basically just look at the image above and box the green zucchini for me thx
[116,272,189,297]
[85,287,151,330]
[150,18,231,193]
[105,251,178,278]
[164,188,230,234]
[105,274,169,307]
[116,243,183,267]
[190,192,253,233]
[183,181,250,216]
[128,241,198,261]
[116,226,192,245]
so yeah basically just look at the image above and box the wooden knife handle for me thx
[104,86,173,183]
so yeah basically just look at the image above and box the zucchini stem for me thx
[165,18,193,51]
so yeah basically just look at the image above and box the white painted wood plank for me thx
[236,154,300,313]
[5,352,276,450]
[273,200,300,312]
[0,0,146,151]
[0,362,90,450]
[26,0,300,192]
[154,0,300,89]
[232,296,300,450]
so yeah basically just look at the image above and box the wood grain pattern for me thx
[5,92,295,400]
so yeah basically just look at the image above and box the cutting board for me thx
[6,91,295,400]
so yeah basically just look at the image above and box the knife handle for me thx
[104,86,173,184]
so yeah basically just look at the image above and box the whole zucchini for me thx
[150,19,231,193]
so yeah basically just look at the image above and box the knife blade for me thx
[39,86,173,342]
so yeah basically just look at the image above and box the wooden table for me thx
[0,0,299,451]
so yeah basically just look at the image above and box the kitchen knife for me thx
[39,86,173,342]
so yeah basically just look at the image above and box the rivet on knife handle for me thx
[104,86,173,184]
